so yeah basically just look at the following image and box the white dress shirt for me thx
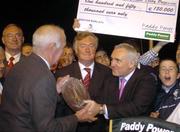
[5,52,21,65]
[78,62,94,79]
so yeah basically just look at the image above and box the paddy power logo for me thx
[120,122,174,132]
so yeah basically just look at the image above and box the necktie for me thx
[8,56,15,68]
[119,78,126,100]
[83,68,91,89]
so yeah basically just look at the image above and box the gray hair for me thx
[33,24,65,49]
[114,43,140,66]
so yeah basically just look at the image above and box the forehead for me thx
[23,45,32,50]
[77,36,96,44]
[64,47,73,53]
[3,25,22,35]
[96,51,106,56]
[160,60,176,67]
[111,48,127,58]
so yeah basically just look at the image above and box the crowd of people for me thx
[0,22,179,132]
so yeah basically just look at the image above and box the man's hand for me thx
[72,18,80,30]
[75,102,98,122]
[150,112,160,118]
[56,75,70,94]
[84,100,102,117]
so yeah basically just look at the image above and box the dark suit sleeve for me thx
[107,73,157,119]
[29,75,78,132]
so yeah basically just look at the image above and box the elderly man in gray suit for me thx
[0,24,96,132]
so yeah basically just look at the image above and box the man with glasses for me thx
[1,24,24,75]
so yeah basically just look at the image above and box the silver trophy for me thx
[61,77,90,111]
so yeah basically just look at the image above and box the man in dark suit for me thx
[55,32,113,132]
[1,24,25,76]
[84,43,157,119]
[0,25,96,132]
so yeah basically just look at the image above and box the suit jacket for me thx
[55,61,113,132]
[105,67,157,119]
[0,53,78,132]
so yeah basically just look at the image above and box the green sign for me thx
[145,31,170,40]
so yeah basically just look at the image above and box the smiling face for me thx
[76,36,96,65]
[2,24,24,54]
[159,59,179,87]
[73,32,98,66]
[110,48,134,77]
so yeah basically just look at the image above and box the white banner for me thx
[76,0,179,42]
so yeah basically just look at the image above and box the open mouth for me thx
[164,76,171,81]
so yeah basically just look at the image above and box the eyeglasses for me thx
[4,33,23,39]
[159,67,177,73]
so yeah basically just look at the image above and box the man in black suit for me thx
[0,25,96,132]
[55,32,113,132]
[1,24,25,76]
[85,43,157,119]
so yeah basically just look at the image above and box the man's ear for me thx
[48,43,56,49]
[177,73,180,79]
[2,37,5,45]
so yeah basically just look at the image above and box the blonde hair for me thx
[73,32,98,54]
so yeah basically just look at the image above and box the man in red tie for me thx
[55,32,113,132]
[83,68,91,89]
[1,24,24,74]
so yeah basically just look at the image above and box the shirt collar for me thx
[119,69,136,82]
[78,61,94,71]
[37,55,50,69]
[5,51,21,64]
[162,81,176,93]
[78,61,94,77]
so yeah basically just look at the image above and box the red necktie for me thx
[119,78,126,100]
[8,57,15,68]
[83,68,91,89]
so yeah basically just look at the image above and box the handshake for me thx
[75,100,105,123]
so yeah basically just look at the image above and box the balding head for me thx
[32,24,66,66]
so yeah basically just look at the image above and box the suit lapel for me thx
[88,63,99,94]
[73,62,83,80]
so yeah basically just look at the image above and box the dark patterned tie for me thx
[8,56,15,68]
[83,68,91,89]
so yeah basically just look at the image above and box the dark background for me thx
[0,0,180,59]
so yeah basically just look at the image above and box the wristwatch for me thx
[99,104,105,114]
